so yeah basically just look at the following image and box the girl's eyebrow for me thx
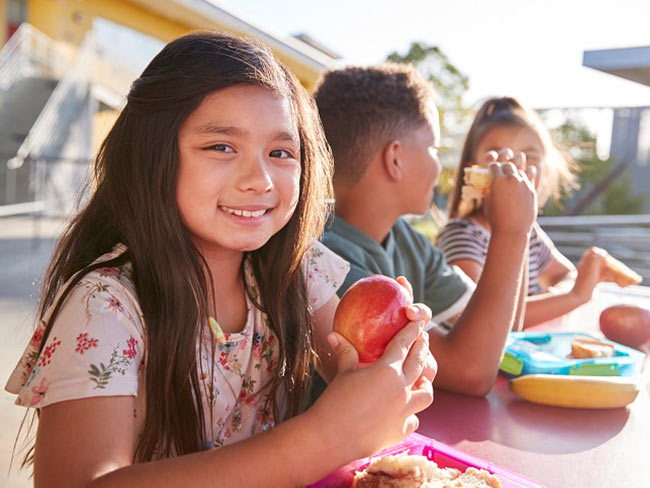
[194,124,298,143]
[195,124,247,136]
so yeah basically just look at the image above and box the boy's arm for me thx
[428,163,536,396]
[428,231,529,396]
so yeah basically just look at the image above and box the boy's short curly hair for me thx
[314,63,435,185]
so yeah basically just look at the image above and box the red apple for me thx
[333,275,413,363]
[600,305,650,349]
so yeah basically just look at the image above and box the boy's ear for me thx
[382,140,403,182]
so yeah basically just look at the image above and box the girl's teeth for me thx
[222,207,266,218]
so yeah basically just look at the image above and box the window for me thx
[7,0,27,40]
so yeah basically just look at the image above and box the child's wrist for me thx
[289,406,351,484]
[490,228,530,245]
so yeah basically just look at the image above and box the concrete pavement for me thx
[0,216,63,487]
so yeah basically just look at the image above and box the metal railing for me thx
[1,25,138,216]
[538,214,650,284]
[7,33,94,170]
[0,23,68,96]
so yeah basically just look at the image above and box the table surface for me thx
[417,284,650,488]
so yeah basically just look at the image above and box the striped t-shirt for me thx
[437,219,555,295]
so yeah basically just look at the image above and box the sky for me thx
[220,0,650,111]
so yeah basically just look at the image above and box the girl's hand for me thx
[571,247,610,303]
[308,304,436,463]
[483,150,537,236]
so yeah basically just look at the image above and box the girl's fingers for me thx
[525,165,537,185]
[406,303,432,323]
[327,332,359,374]
[380,321,422,365]
[408,378,434,413]
[497,148,514,162]
[483,150,499,164]
[403,414,420,436]
[501,162,519,177]
[420,352,437,383]
[396,276,414,300]
[402,330,430,385]
[488,162,504,177]
[514,151,527,170]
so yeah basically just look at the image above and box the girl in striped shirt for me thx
[439,97,616,328]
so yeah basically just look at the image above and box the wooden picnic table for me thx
[417,283,650,488]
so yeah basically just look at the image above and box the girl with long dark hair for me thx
[6,32,435,487]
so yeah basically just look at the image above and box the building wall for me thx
[610,107,650,212]
[23,0,321,89]
[0,0,7,45]
[28,0,187,46]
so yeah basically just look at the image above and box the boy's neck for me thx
[334,184,399,244]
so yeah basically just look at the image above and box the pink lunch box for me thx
[308,432,544,488]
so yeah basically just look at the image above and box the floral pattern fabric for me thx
[5,241,349,453]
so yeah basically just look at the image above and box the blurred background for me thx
[0,1,649,485]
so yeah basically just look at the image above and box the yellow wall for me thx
[28,0,187,45]
[0,0,6,45]
[24,0,321,89]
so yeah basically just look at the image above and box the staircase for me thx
[0,23,137,216]
[0,76,57,205]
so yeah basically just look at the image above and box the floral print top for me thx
[5,241,349,453]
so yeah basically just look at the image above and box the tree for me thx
[386,42,470,150]
[543,119,646,216]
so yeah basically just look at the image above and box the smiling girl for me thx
[6,32,435,487]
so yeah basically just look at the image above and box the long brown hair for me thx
[22,31,333,463]
[448,96,577,219]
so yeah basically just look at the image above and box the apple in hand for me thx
[333,275,413,363]
[600,305,650,349]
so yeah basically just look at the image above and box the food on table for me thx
[352,452,502,488]
[509,374,639,409]
[461,166,491,201]
[333,275,412,363]
[567,337,615,359]
[602,255,642,287]
[600,305,650,349]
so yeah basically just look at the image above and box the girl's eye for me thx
[526,153,541,164]
[209,144,234,153]
[270,149,294,159]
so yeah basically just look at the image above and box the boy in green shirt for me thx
[315,64,537,396]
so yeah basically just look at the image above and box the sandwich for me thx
[461,166,491,201]
[352,452,502,488]
[602,255,642,288]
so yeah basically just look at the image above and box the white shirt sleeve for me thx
[5,270,145,409]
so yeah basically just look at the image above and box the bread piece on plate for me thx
[568,337,615,359]
[352,452,501,488]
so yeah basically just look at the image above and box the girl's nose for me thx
[237,155,273,193]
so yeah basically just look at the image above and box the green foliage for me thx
[545,119,646,215]
[386,42,471,147]
[601,178,646,214]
